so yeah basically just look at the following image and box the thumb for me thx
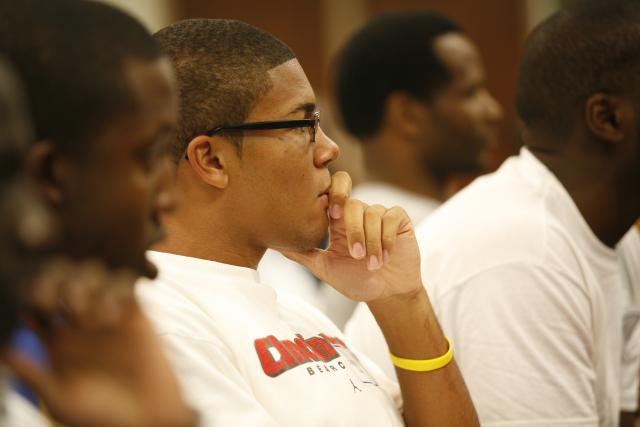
[3,350,58,404]
[277,248,327,279]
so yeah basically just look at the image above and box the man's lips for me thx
[318,182,331,198]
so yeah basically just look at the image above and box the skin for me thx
[32,57,179,278]
[158,57,479,426]
[365,33,502,201]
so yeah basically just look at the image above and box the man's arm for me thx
[369,289,476,427]
[279,171,478,427]
[3,259,197,427]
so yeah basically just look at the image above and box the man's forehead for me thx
[250,58,316,119]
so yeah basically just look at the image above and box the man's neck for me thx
[525,134,639,247]
[364,137,447,202]
[153,212,266,270]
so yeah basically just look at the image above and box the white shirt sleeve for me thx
[156,333,281,427]
[436,262,599,427]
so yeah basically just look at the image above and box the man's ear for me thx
[185,135,231,189]
[585,93,630,143]
[24,140,66,206]
[383,91,429,140]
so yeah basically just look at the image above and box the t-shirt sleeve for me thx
[435,262,599,427]
[156,332,282,427]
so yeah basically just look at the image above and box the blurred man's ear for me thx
[584,93,629,144]
[185,135,230,189]
[25,140,66,206]
[383,91,429,140]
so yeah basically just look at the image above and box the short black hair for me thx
[0,0,161,154]
[154,19,296,161]
[335,12,460,140]
[516,0,640,137]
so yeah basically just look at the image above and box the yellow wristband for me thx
[389,337,453,372]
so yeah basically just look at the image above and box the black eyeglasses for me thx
[205,111,320,143]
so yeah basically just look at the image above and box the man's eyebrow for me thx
[287,102,316,116]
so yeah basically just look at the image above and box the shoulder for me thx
[136,276,228,343]
[415,166,583,300]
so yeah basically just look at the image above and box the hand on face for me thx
[3,258,195,427]
[279,171,423,302]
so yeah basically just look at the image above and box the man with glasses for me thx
[137,18,478,426]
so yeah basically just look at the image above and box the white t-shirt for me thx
[2,385,50,427]
[323,182,440,328]
[137,251,403,427]
[617,226,640,411]
[257,250,323,311]
[345,148,638,427]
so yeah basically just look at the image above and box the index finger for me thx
[329,171,352,219]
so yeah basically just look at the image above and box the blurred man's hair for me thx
[516,0,640,138]
[335,12,460,140]
[153,19,296,161]
[0,0,161,154]
[0,56,30,345]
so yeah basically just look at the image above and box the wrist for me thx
[367,281,424,312]
[367,285,448,360]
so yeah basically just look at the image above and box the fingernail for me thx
[330,204,342,219]
[352,242,365,259]
[383,250,390,264]
[368,255,380,270]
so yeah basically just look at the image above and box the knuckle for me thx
[364,206,383,221]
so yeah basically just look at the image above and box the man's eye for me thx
[137,141,167,169]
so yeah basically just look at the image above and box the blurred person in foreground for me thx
[0,0,198,425]
[346,2,640,426]
[326,12,503,328]
[137,18,479,427]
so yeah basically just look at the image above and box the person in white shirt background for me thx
[137,18,479,427]
[346,2,640,426]
[323,12,503,328]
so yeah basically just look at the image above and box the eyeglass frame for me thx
[205,110,320,142]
